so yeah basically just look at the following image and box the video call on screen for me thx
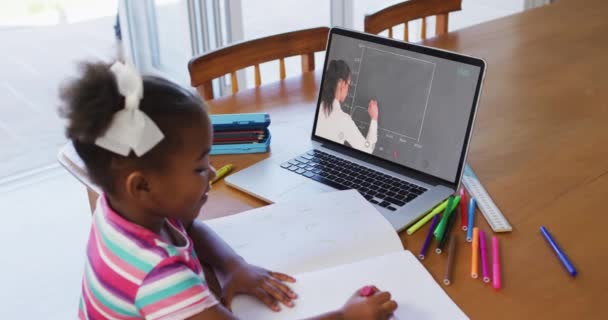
[316,34,481,183]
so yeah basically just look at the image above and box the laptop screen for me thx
[313,29,483,184]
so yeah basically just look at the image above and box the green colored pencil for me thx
[434,196,461,241]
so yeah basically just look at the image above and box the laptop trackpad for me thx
[226,159,332,203]
[275,181,332,203]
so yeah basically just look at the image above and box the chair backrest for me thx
[364,0,462,41]
[189,27,330,100]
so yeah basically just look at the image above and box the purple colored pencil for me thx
[419,215,441,260]
[480,230,490,283]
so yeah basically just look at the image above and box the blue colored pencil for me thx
[540,226,577,277]
[466,198,476,242]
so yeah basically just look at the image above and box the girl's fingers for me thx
[269,271,296,283]
[254,288,280,312]
[261,281,294,307]
[269,277,297,299]
[371,291,392,304]
[381,300,398,314]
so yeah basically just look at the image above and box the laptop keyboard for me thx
[281,149,428,211]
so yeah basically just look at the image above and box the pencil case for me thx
[210,130,271,155]
[210,113,271,131]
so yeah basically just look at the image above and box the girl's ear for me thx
[124,171,151,203]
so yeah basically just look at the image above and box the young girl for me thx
[61,61,398,320]
[315,59,379,154]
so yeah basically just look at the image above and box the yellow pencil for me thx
[211,164,234,184]
[406,198,451,235]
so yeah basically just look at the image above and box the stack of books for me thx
[210,113,271,155]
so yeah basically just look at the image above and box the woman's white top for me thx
[315,99,378,154]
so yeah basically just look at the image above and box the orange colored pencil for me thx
[471,227,479,279]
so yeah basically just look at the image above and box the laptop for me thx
[225,27,486,232]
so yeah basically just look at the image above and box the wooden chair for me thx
[188,27,329,100]
[364,0,462,41]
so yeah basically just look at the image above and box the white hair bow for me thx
[95,61,164,157]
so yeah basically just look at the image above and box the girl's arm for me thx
[186,219,244,272]
[186,220,297,311]
[186,305,239,320]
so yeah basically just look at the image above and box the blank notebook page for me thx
[205,190,403,275]
[232,250,469,320]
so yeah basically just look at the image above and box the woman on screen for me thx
[316,59,379,154]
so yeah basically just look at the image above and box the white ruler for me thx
[461,164,512,232]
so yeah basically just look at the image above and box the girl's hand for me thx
[368,100,379,121]
[340,286,398,320]
[220,262,297,312]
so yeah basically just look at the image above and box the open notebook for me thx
[205,190,468,320]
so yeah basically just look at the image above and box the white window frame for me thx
[119,0,352,95]
[330,0,354,28]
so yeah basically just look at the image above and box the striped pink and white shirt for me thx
[79,196,218,319]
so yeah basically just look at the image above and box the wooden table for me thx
[59,0,608,318]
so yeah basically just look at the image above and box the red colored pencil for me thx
[460,187,468,231]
